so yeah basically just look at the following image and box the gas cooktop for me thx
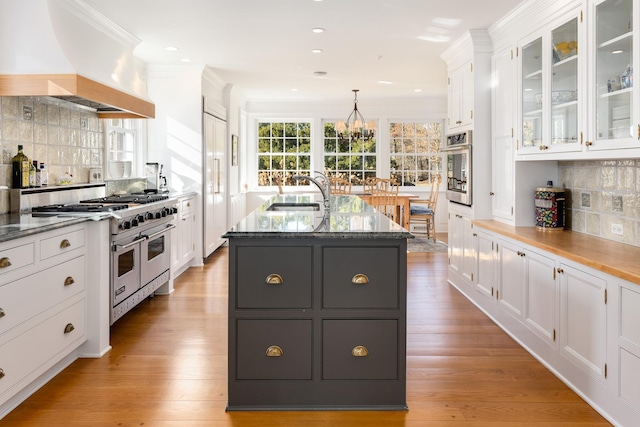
[32,204,131,213]
[80,192,169,205]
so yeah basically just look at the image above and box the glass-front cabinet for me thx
[519,11,583,155]
[589,0,638,150]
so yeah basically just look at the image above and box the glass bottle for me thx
[11,145,30,189]
[35,161,41,187]
[29,160,37,187]
[40,163,48,186]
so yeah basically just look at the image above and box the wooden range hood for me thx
[0,74,155,119]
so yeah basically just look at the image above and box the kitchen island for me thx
[223,194,412,411]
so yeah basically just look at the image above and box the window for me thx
[323,121,377,184]
[389,121,442,186]
[257,121,311,186]
[104,119,143,178]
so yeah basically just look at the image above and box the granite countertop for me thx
[473,219,640,285]
[224,194,413,239]
[0,213,102,244]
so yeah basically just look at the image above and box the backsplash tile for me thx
[0,96,104,188]
[559,160,640,247]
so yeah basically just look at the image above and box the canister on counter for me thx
[535,181,566,231]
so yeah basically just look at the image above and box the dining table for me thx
[356,192,419,229]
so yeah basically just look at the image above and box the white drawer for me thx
[0,242,35,277]
[0,298,86,402]
[0,256,85,336]
[40,228,85,261]
[181,197,194,215]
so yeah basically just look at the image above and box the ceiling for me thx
[80,0,524,102]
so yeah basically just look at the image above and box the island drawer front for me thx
[322,247,398,308]
[322,319,398,380]
[0,255,85,336]
[40,228,85,261]
[236,246,312,309]
[236,319,312,380]
[0,242,35,277]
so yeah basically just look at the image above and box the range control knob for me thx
[145,212,154,220]
[161,208,167,217]
[155,212,162,219]
[121,221,131,230]
[137,214,145,223]
[171,207,178,214]
[131,218,139,227]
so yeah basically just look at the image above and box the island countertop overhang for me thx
[223,194,413,239]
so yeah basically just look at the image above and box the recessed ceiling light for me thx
[291,88,299,92]
[165,46,179,51]
[312,28,325,33]
[414,89,422,93]
[180,58,192,63]
[377,80,393,85]
[612,49,624,54]
[312,49,323,54]
[313,71,327,77]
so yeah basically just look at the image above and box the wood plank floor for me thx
[0,247,612,426]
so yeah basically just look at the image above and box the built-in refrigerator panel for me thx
[203,111,228,258]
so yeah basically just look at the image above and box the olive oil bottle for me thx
[11,145,30,189]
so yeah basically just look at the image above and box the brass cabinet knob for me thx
[265,274,283,285]
[585,141,593,147]
[64,276,75,287]
[0,257,12,269]
[0,368,4,379]
[63,323,75,334]
[60,239,71,249]
[556,268,564,274]
[265,345,283,357]
[351,345,369,357]
[351,274,369,284]
[0,308,5,318]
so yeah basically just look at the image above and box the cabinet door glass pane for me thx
[596,0,633,141]
[522,37,543,148]
[551,18,579,145]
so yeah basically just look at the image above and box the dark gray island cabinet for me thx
[223,195,412,411]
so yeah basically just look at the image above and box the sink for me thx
[266,202,321,211]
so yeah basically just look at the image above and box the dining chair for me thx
[409,175,441,241]
[365,177,398,194]
[369,183,399,223]
[329,177,352,194]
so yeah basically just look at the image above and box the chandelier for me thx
[336,89,375,143]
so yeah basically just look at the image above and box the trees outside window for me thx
[323,121,377,184]
[389,121,442,186]
[257,121,311,186]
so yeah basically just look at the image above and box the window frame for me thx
[103,118,146,179]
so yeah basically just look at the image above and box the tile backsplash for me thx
[559,160,640,247]
[0,96,104,188]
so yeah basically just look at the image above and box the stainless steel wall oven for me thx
[444,130,472,206]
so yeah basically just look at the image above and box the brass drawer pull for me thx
[64,276,75,287]
[0,368,4,379]
[265,274,283,285]
[60,239,71,249]
[0,257,12,268]
[0,308,5,318]
[352,345,369,357]
[64,323,75,334]
[265,345,283,357]
[352,274,369,284]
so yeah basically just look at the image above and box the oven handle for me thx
[112,235,147,251]
[141,223,176,240]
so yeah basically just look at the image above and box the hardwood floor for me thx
[0,248,611,426]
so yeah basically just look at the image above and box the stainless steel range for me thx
[31,190,178,324]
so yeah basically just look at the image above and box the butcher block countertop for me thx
[473,220,640,286]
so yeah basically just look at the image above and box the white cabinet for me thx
[558,263,607,380]
[618,281,640,411]
[203,111,228,258]
[525,250,557,343]
[497,239,526,318]
[0,224,88,410]
[448,61,474,130]
[449,210,475,285]
[492,47,516,222]
[475,229,497,299]
[172,195,196,275]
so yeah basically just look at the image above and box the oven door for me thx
[112,233,145,306]
[445,146,472,206]
[140,223,175,286]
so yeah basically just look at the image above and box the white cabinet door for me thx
[559,263,607,380]
[497,239,525,318]
[449,210,474,284]
[448,61,473,130]
[461,216,475,284]
[525,250,557,344]
[492,47,516,221]
[203,113,228,258]
[475,230,496,298]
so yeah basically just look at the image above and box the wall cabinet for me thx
[0,224,88,412]
[448,61,474,130]
[227,238,407,410]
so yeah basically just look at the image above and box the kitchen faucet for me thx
[293,171,330,211]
